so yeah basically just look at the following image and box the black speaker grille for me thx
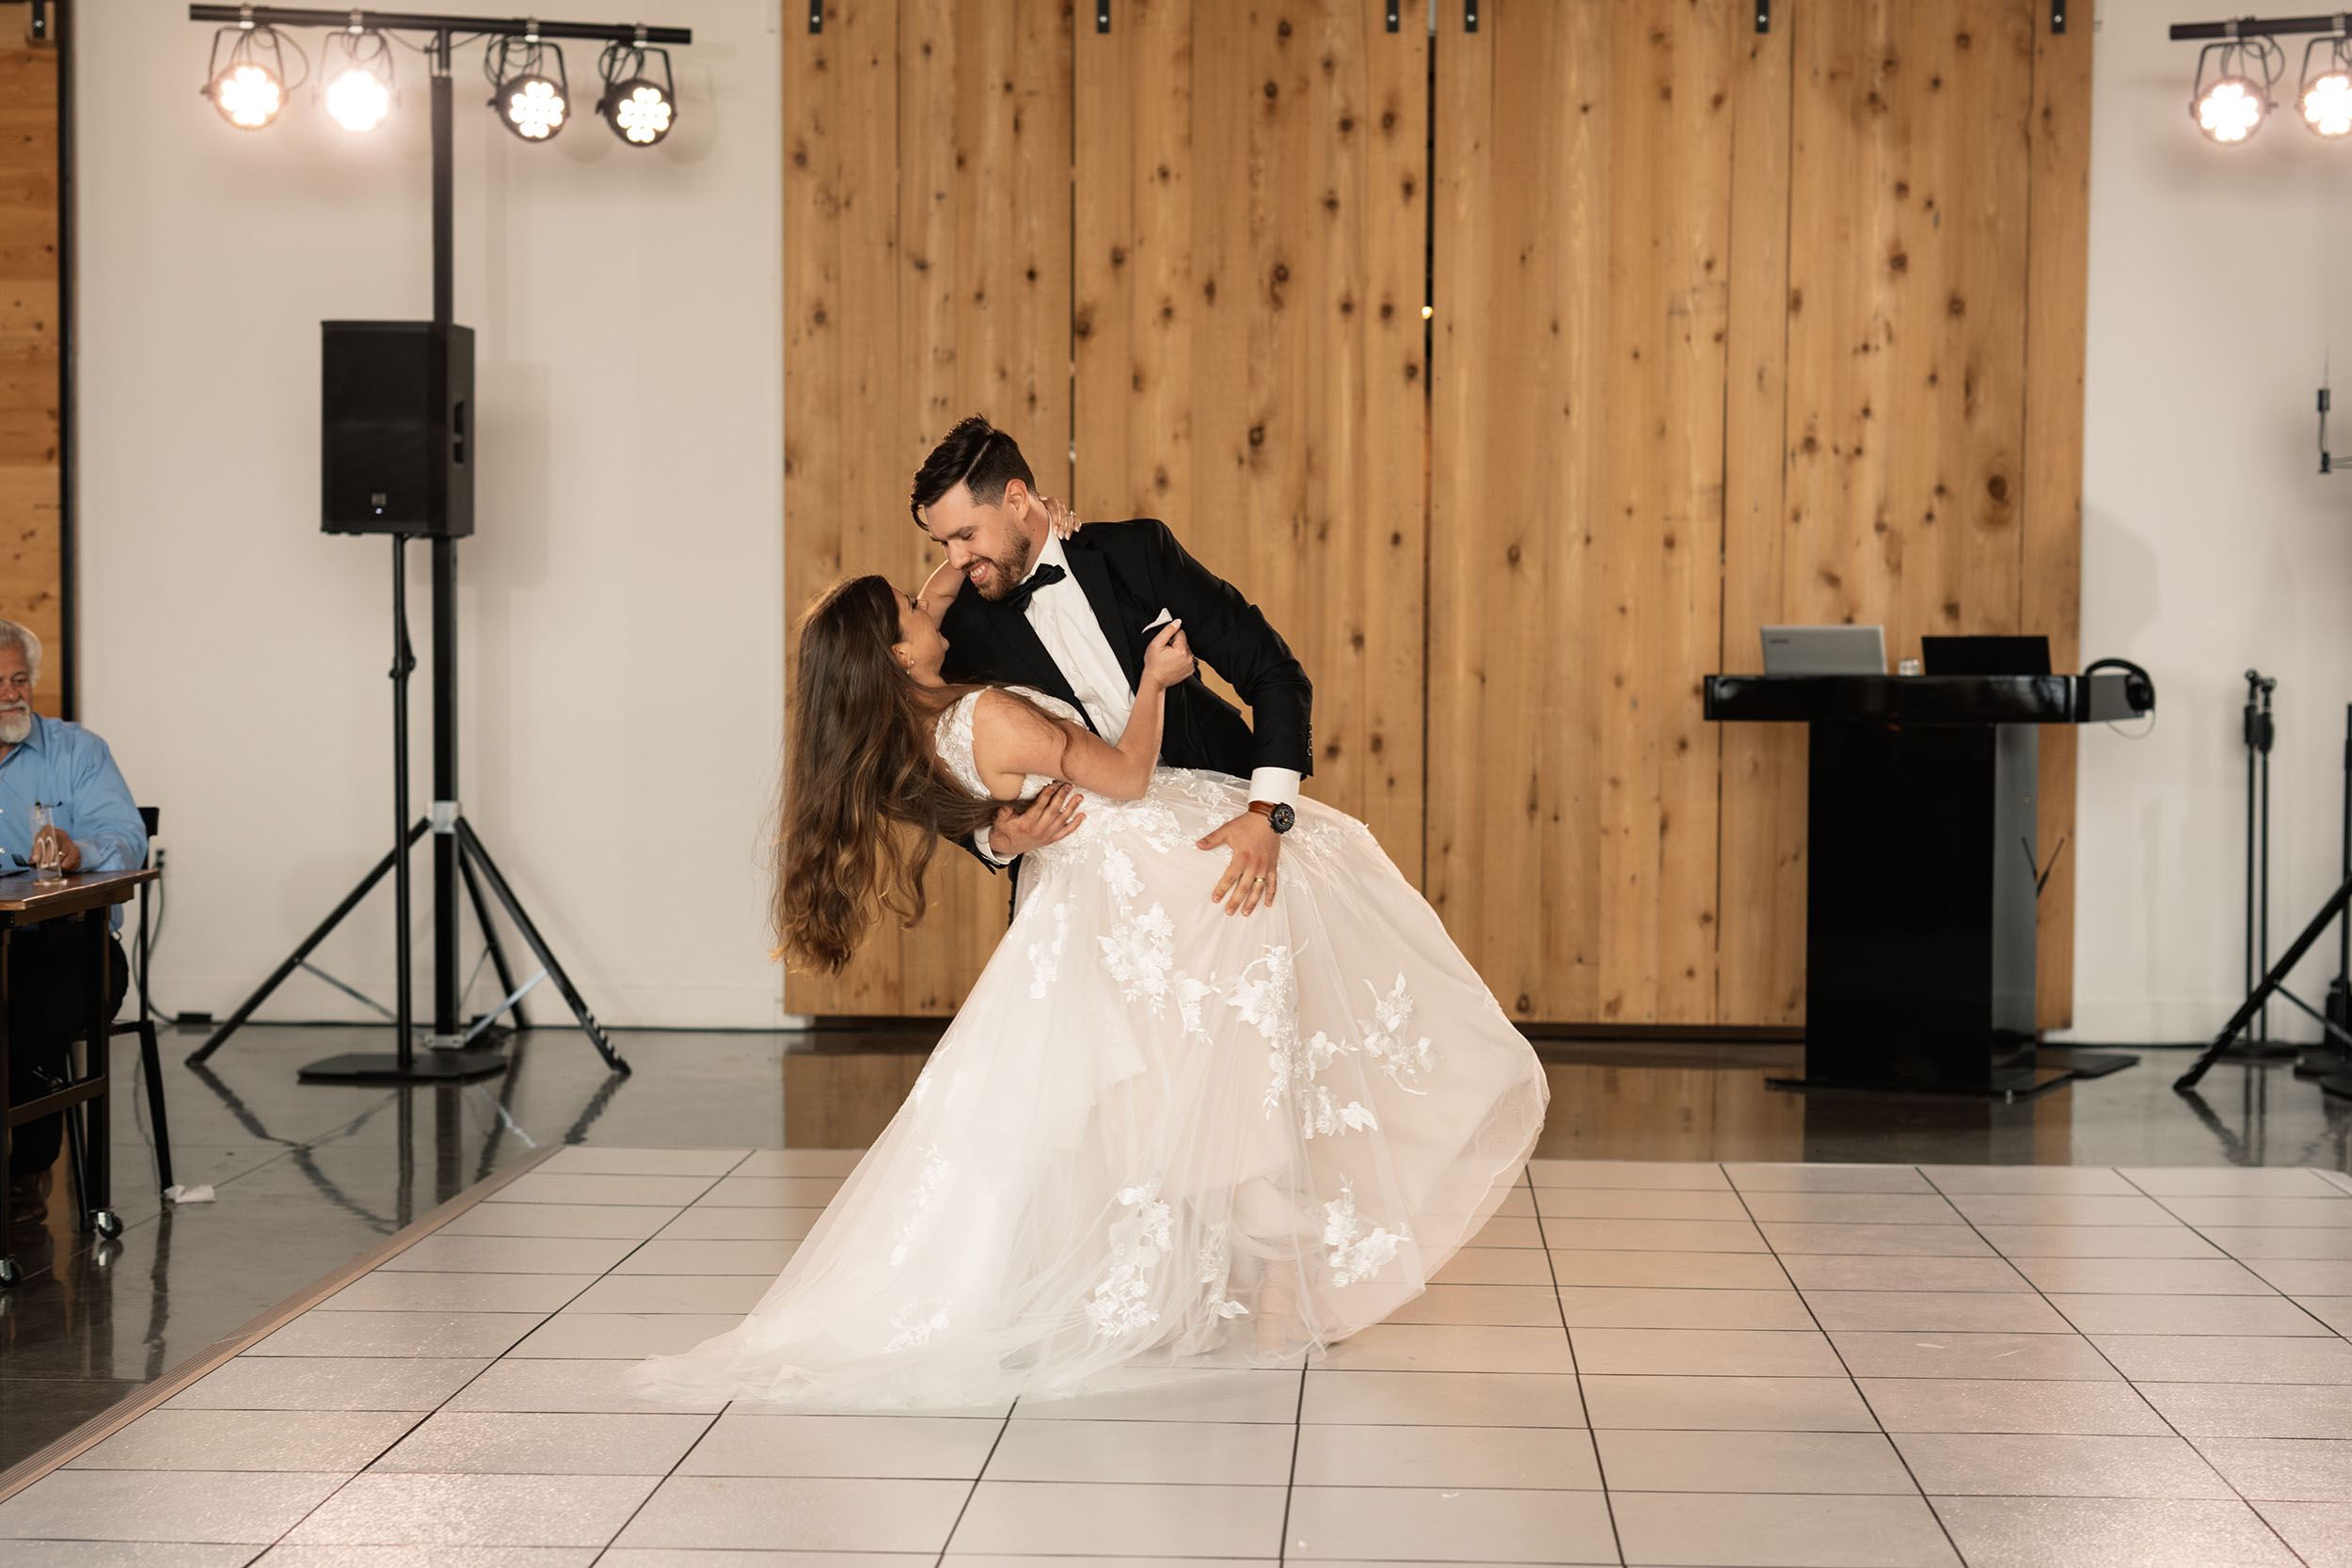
[321,321,474,538]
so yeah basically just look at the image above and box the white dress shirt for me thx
[973,531,1300,863]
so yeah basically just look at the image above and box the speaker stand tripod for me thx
[2175,704,2352,1100]
[185,537,627,1082]
[182,37,628,1083]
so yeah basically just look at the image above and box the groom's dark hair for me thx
[911,416,1035,526]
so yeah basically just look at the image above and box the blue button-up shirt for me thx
[0,715,147,929]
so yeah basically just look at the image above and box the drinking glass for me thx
[29,803,64,882]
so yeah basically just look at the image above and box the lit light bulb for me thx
[612,83,673,145]
[2305,71,2352,135]
[211,62,283,130]
[2196,77,2266,143]
[326,66,391,133]
[503,77,566,140]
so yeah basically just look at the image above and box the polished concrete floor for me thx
[5,1146,2352,1565]
[0,1022,2347,1481]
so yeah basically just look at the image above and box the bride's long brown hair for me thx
[775,574,1012,974]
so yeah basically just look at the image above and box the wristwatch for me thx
[1248,800,1295,834]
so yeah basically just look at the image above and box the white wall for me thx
[76,2,787,1029]
[2071,1,2352,1041]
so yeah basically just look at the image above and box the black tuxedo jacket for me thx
[939,519,1313,865]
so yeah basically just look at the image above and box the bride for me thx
[626,566,1549,1410]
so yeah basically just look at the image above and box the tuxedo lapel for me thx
[1062,540,1146,691]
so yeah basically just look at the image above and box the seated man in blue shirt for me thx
[0,619,145,1235]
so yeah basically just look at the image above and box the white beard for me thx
[0,707,30,745]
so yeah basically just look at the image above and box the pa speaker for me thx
[322,321,474,537]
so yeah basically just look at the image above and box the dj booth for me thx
[1705,668,2151,1097]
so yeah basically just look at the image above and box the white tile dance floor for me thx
[5,1148,2352,1566]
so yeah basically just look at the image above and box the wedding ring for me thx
[1253,877,1266,885]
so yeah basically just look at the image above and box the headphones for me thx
[2084,657,2156,715]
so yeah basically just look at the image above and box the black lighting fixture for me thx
[184,6,691,1088]
[2299,29,2352,135]
[204,17,304,129]
[596,34,675,146]
[2164,13,2352,148]
[195,7,679,144]
[486,32,568,142]
[2190,25,2282,143]
[320,21,395,133]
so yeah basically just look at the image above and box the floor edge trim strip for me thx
[0,1141,563,1504]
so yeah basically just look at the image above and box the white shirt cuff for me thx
[1248,768,1302,810]
[972,823,1011,867]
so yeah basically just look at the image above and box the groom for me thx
[913,416,1311,916]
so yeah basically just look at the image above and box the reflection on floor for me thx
[1,1022,2348,1480]
[6,1146,2352,1566]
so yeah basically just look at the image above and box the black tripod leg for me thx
[2177,870,2352,1091]
[453,820,628,1075]
[184,820,432,1066]
[458,852,532,1034]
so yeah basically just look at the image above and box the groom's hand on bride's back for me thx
[987,781,1087,859]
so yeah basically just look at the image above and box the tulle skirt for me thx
[626,768,1549,1409]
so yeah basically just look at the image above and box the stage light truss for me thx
[189,7,691,145]
[2174,12,2352,147]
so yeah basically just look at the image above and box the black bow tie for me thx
[1003,562,1067,610]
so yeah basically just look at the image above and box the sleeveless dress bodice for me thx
[932,686,1082,801]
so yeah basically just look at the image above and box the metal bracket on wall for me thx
[1096,0,1109,34]
[1387,0,1400,32]
[2051,0,2066,32]
[1756,0,1772,34]
[807,0,820,34]
[1465,0,1477,33]
[28,0,49,41]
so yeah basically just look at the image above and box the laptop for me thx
[1760,625,1886,676]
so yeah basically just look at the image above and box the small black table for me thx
[1705,673,2145,1097]
[0,868,155,1287]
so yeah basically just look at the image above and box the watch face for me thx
[1269,802,1295,834]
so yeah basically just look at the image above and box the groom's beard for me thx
[0,704,28,746]
[969,532,1040,602]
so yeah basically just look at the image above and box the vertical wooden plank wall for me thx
[781,0,1074,1014]
[2023,12,2094,1030]
[1430,2,1739,1025]
[1716,0,2085,1028]
[1717,12,1802,1024]
[1074,1,1428,863]
[0,6,58,713]
[783,0,2090,1025]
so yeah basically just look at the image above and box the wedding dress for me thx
[626,689,1549,1409]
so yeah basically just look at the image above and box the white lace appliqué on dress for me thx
[1198,1221,1250,1320]
[1028,902,1071,999]
[1233,946,1377,1139]
[1099,844,1144,900]
[1088,1180,1174,1337]
[1359,975,1440,1094]
[1099,903,1178,1006]
[889,1145,953,1268]
[1322,1176,1407,1287]
[885,1291,952,1351]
